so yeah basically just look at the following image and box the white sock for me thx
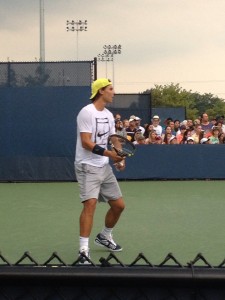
[79,236,89,251]
[101,227,113,238]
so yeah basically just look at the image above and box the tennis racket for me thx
[108,134,136,158]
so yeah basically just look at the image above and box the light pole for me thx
[39,0,45,62]
[66,20,87,60]
[98,44,122,86]
[97,53,113,78]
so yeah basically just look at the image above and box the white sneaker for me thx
[78,247,91,264]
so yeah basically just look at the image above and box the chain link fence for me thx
[0,60,95,88]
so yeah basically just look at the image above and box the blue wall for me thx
[115,144,225,180]
[0,86,90,181]
[0,144,224,181]
[0,87,224,181]
[0,87,90,157]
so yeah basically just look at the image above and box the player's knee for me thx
[83,198,97,213]
[111,198,125,213]
[120,203,125,213]
[119,201,125,212]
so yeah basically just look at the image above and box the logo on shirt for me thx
[95,118,110,146]
[97,131,109,138]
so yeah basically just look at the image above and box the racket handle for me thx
[114,161,124,171]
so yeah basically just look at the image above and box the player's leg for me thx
[78,198,97,264]
[105,197,125,228]
[80,198,97,237]
[95,165,125,251]
[75,163,100,263]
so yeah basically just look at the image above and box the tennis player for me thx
[75,78,125,264]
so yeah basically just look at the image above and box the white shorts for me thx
[75,163,122,203]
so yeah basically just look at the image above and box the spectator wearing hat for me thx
[200,113,213,137]
[135,116,145,135]
[187,137,195,144]
[169,136,178,144]
[180,120,188,128]
[209,127,220,144]
[200,137,210,144]
[126,116,138,142]
[152,115,162,137]
[129,115,136,120]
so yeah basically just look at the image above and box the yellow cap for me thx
[90,78,112,99]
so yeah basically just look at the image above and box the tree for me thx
[0,63,18,87]
[23,64,50,87]
[192,93,225,119]
[143,83,225,120]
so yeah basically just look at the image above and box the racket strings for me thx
[109,136,135,157]
[120,143,135,156]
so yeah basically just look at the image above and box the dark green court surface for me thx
[0,181,224,265]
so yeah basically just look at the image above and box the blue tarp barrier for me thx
[0,87,224,181]
[0,145,224,181]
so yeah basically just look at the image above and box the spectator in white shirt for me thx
[135,116,145,135]
[152,115,162,137]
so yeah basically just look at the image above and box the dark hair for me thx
[198,130,204,144]
[163,132,171,144]
[200,112,208,119]
[144,122,153,138]
[212,126,220,132]
[180,129,192,144]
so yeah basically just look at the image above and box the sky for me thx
[1,0,225,97]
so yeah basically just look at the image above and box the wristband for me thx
[92,144,105,156]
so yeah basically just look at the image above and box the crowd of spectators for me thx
[114,113,225,145]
